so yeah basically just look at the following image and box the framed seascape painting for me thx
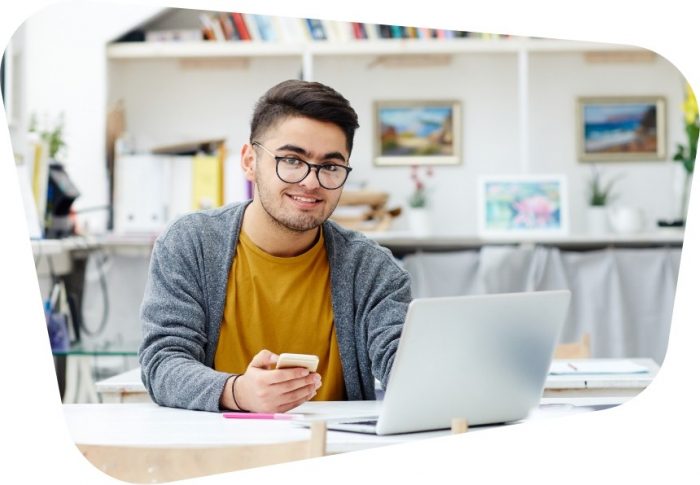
[374,100,461,166]
[577,96,666,161]
[477,175,569,238]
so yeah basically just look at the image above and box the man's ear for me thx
[240,143,256,182]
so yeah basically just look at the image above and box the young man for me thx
[139,80,412,413]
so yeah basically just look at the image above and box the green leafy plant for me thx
[29,112,67,161]
[408,165,433,208]
[587,165,620,207]
[672,82,698,219]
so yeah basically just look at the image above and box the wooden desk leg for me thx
[308,421,327,457]
[451,418,469,434]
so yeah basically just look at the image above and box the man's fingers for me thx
[248,349,278,369]
[265,367,312,385]
[278,386,317,413]
[280,382,317,404]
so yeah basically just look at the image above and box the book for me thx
[208,13,225,41]
[252,14,276,42]
[334,20,354,42]
[26,132,49,231]
[305,18,327,40]
[218,13,235,41]
[364,23,380,40]
[198,13,216,41]
[324,20,348,42]
[416,27,430,39]
[231,13,251,41]
[16,162,43,238]
[351,22,364,40]
[244,14,263,41]
[378,24,392,39]
[227,14,241,40]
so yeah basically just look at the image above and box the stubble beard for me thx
[256,180,339,233]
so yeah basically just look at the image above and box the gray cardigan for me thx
[139,201,412,411]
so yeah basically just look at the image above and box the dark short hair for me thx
[250,79,359,155]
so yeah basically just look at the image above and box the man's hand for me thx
[222,349,322,413]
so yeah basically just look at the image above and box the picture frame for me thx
[576,96,666,161]
[477,174,569,238]
[374,100,461,166]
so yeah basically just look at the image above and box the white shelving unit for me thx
[106,10,682,237]
[106,37,643,59]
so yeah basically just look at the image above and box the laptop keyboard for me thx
[342,419,378,426]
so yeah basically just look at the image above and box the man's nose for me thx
[299,167,322,190]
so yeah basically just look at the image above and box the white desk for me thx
[543,358,658,397]
[95,358,659,404]
[64,397,626,455]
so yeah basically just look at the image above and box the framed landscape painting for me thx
[374,100,461,166]
[477,175,569,238]
[577,96,666,161]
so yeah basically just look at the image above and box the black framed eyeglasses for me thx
[252,141,352,190]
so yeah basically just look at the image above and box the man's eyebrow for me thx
[276,144,347,163]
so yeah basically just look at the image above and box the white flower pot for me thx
[408,208,431,236]
[586,206,609,234]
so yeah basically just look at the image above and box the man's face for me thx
[248,116,350,233]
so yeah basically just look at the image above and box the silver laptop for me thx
[328,290,571,435]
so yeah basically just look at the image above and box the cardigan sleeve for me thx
[361,262,412,388]
[138,231,232,411]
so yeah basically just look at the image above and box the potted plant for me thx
[586,165,619,234]
[671,82,698,224]
[29,112,67,162]
[407,165,433,235]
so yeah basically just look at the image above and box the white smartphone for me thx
[275,353,319,372]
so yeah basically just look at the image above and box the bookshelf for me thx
[106,37,644,60]
[106,8,681,237]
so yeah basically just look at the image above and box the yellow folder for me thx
[192,148,225,210]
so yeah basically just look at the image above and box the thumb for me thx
[249,349,278,369]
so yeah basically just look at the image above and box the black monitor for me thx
[45,163,80,238]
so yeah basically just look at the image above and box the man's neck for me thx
[241,201,320,257]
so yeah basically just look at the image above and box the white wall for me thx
[320,52,685,234]
[528,53,685,233]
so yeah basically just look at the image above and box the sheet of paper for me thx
[549,360,650,375]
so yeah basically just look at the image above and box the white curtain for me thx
[402,246,681,364]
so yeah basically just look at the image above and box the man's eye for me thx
[281,157,304,166]
[322,164,340,173]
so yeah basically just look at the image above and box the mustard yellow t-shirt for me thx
[214,229,345,401]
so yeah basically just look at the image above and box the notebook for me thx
[328,290,571,435]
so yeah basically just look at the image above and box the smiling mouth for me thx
[287,194,322,204]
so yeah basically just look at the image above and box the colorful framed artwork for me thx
[477,175,569,238]
[577,96,666,161]
[374,100,461,166]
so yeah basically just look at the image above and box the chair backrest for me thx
[554,332,591,359]
[77,420,327,483]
